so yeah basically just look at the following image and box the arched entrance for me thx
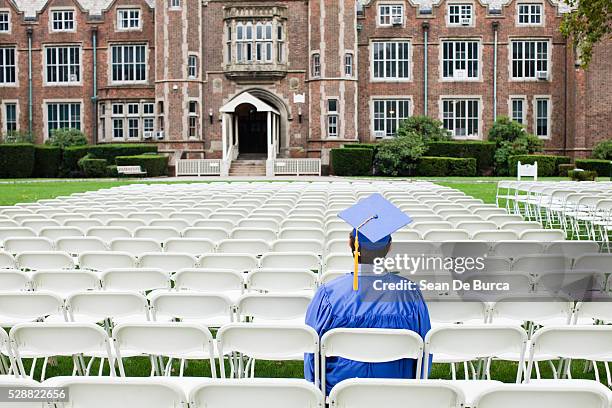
[235,103,267,156]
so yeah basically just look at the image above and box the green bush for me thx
[426,141,496,175]
[374,131,427,176]
[575,159,611,177]
[399,116,451,143]
[45,128,88,148]
[33,146,61,178]
[106,165,119,178]
[61,145,90,177]
[2,130,34,144]
[330,148,373,176]
[592,140,612,160]
[494,134,544,176]
[488,116,527,144]
[115,154,169,177]
[569,170,597,181]
[79,157,109,178]
[343,143,377,150]
[558,163,576,177]
[416,157,477,177]
[89,144,158,163]
[508,155,557,177]
[0,143,35,178]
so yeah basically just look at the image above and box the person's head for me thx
[348,231,392,265]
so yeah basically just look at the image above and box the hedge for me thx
[575,159,611,177]
[343,143,378,152]
[426,141,496,175]
[33,145,61,178]
[80,158,109,178]
[569,170,597,181]
[88,144,158,163]
[0,143,35,178]
[115,154,169,177]
[330,148,373,176]
[508,155,556,177]
[416,157,477,177]
[61,145,90,175]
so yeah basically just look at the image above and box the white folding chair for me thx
[411,222,453,234]
[491,240,547,258]
[199,254,259,272]
[217,239,272,256]
[30,270,100,298]
[321,328,425,393]
[0,291,65,326]
[113,322,217,377]
[39,226,84,240]
[0,269,30,291]
[3,237,54,254]
[149,219,190,232]
[0,227,36,245]
[149,291,233,326]
[426,299,489,326]
[545,241,600,260]
[79,251,137,271]
[236,293,312,323]
[109,238,162,257]
[21,219,61,233]
[16,251,74,270]
[134,227,181,244]
[139,253,198,273]
[271,239,324,255]
[324,253,353,274]
[486,214,525,227]
[163,238,215,257]
[520,229,567,241]
[472,230,519,241]
[66,291,149,325]
[127,212,164,223]
[101,268,170,293]
[456,222,499,237]
[422,229,470,241]
[500,221,543,234]
[174,269,244,302]
[246,269,318,294]
[86,226,132,243]
[260,252,320,272]
[55,237,108,256]
[183,227,230,243]
[106,219,147,233]
[279,228,325,242]
[489,295,574,328]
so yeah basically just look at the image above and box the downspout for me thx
[422,22,429,116]
[27,27,33,138]
[492,21,499,121]
[563,41,567,155]
[91,27,98,144]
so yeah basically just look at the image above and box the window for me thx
[236,23,253,62]
[113,118,124,139]
[0,47,16,84]
[228,21,284,65]
[117,9,141,30]
[188,55,197,78]
[372,41,410,80]
[0,11,10,32]
[448,4,473,25]
[373,99,410,138]
[344,53,353,77]
[511,40,548,79]
[327,99,338,138]
[51,10,74,31]
[510,98,526,124]
[277,24,284,63]
[45,46,80,84]
[378,4,403,26]
[518,3,542,25]
[312,53,321,77]
[127,118,139,138]
[169,0,180,8]
[106,101,155,140]
[111,44,146,83]
[47,103,80,138]
[188,101,198,138]
[535,97,550,138]
[442,99,479,138]
[4,103,16,133]
[442,40,479,79]
[255,23,273,62]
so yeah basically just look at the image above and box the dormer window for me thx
[378,4,404,26]
[518,3,543,25]
[0,11,10,33]
[51,10,75,31]
[117,9,141,30]
[448,4,473,26]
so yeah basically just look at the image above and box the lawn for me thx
[0,177,604,383]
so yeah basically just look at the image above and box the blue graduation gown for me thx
[304,272,431,395]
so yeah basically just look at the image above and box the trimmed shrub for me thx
[374,131,427,176]
[343,143,377,150]
[592,140,612,160]
[2,130,34,144]
[88,144,158,163]
[399,116,452,142]
[33,145,61,178]
[330,148,373,176]
[61,145,90,177]
[106,165,119,178]
[416,157,477,177]
[45,128,88,148]
[494,134,544,176]
[575,159,611,177]
[426,141,496,175]
[569,170,597,181]
[558,163,576,177]
[508,155,556,177]
[79,157,108,178]
[115,154,169,177]
[0,143,35,178]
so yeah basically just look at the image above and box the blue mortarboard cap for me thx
[338,193,412,245]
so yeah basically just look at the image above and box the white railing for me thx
[176,159,222,176]
[274,159,321,176]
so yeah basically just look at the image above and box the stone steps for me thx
[229,160,266,176]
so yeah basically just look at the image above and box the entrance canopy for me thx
[220,92,280,115]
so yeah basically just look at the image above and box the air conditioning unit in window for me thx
[374,131,385,138]
[537,71,549,80]
[69,74,78,82]
[460,17,471,25]
[392,16,403,25]
[454,69,468,79]
[156,131,165,140]
[143,131,154,139]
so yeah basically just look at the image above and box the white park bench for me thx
[117,166,147,177]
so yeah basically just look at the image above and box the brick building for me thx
[0,0,609,172]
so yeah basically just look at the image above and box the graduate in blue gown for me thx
[304,194,431,395]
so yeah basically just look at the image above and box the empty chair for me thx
[326,229,354,242]
[21,219,60,233]
[491,241,547,258]
[113,322,216,377]
[247,269,318,293]
[472,208,508,218]
[472,230,519,241]
[0,219,18,227]
[65,219,105,232]
[66,291,149,324]
[271,239,324,255]
[0,269,30,291]
[150,291,233,326]
[520,229,566,241]
[126,211,164,223]
[89,211,125,223]
[79,251,137,271]
[279,228,325,242]
[87,226,132,243]
[500,221,543,234]
[489,296,574,327]
[0,291,65,326]
[31,270,100,298]
[174,269,244,301]
[217,239,272,256]
[193,219,235,231]
[422,229,470,241]
[238,219,279,231]
[512,254,569,276]
[101,268,170,292]
[545,241,600,259]
[411,222,453,234]
[573,301,612,325]
[163,238,215,257]
[281,219,323,229]
[110,238,162,257]
[169,211,209,225]
[56,237,108,256]
[106,219,147,232]
[199,254,259,272]
[426,299,489,325]
[573,253,612,274]
[326,239,352,254]
[39,226,84,240]
[183,227,229,243]
[230,228,278,242]
[456,221,499,237]
[260,252,320,271]
[4,237,54,254]
[16,251,74,270]
[139,253,198,273]
[486,214,525,226]
[321,328,425,393]
[0,227,37,244]
[134,227,181,244]
[149,219,190,231]
[445,215,485,226]
[392,230,422,240]
[236,293,312,323]
[324,253,354,273]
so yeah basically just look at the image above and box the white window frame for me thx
[117,8,141,31]
[510,39,550,81]
[106,101,155,140]
[441,39,480,81]
[440,97,482,139]
[169,0,181,9]
[110,43,147,84]
[312,52,321,77]
[188,100,199,139]
[371,40,411,81]
[44,100,82,140]
[533,96,551,139]
[344,53,353,77]
[378,4,404,26]
[517,3,544,26]
[447,3,473,26]
[0,46,16,86]
[327,98,339,138]
[1,100,18,134]
[50,9,76,32]
[371,97,412,139]
[188,54,198,79]
[508,96,527,125]
[44,45,81,86]
[0,10,11,34]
